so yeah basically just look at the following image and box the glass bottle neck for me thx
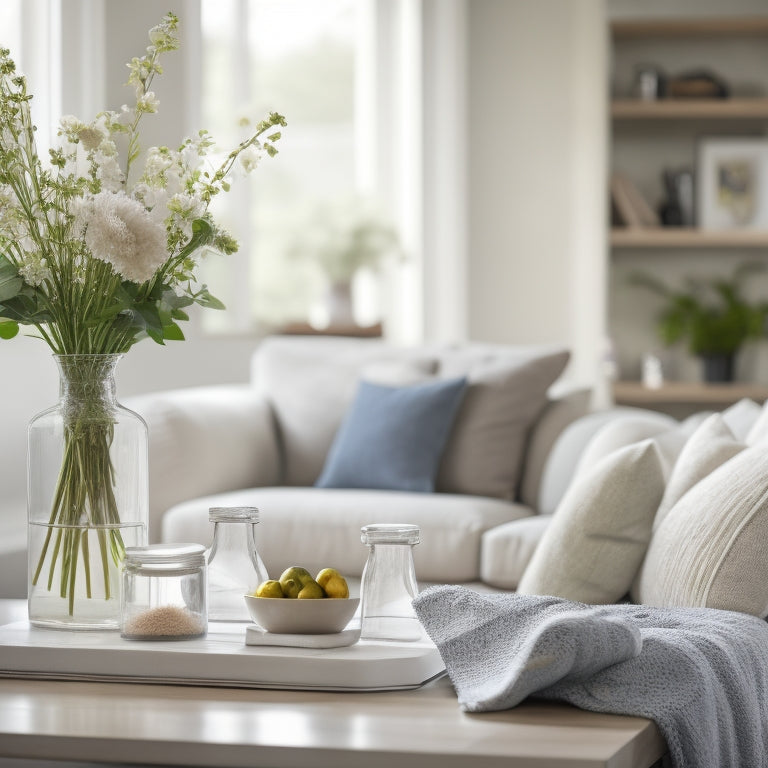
[209,520,257,556]
[55,354,121,410]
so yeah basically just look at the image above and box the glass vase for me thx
[27,354,149,630]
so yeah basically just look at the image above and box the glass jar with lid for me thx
[121,543,207,640]
[206,506,269,621]
[360,523,424,642]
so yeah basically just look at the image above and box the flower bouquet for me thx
[0,13,284,627]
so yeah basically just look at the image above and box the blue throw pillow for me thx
[315,377,468,493]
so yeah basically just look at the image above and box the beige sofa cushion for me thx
[518,388,592,509]
[651,413,744,531]
[436,350,569,500]
[633,444,768,617]
[162,487,530,583]
[517,440,665,603]
[573,413,676,481]
[480,515,553,590]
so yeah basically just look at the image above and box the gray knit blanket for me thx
[413,586,768,768]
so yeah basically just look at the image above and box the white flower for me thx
[168,192,205,221]
[93,150,124,191]
[136,91,159,113]
[78,125,105,152]
[18,252,50,287]
[239,144,263,174]
[78,191,168,283]
[142,147,173,181]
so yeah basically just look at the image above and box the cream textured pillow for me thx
[651,413,744,531]
[746,399,768,445]
[517,440,664,604]
[573,413,676,481]
[436,351,569,500]
[633,444,768,617]
[721,397,762,441]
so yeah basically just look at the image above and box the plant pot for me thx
[326,281,355,326]
[700,353,735,384]
[27,354,149,630]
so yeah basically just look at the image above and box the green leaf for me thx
[195,291,225,310]
[136,303,163,334]
[162,323,185,341]
[0,257,22,302]
[0,320,19,339]
[170,308,189,322]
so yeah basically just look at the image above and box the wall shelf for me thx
[611,17,768,39]
[611,228,768,248]
[614,380,768,407]
[612,98,768,120]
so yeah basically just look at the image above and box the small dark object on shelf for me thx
[658,168,695,227]
[665,70,730,100]
[634,64,666,100]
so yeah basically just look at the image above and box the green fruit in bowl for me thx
[280,566,314,588]
[316,568,349,599]
[254,580,283,599]
[298,580,325,599]
[280,578,301,599]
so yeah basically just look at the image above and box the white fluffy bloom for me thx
[78,191,168,283]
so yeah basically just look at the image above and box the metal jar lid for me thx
[123,543,206,575]
[208,506,259,523]
[361,523,420,546]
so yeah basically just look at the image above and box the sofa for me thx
[125,335,680,592]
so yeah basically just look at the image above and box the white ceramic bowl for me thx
[244,595,360,634]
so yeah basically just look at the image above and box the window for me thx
[200,0,367,334]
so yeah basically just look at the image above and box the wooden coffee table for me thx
[0,600,666,767]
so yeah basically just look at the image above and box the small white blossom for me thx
[18,253,50,287]
[136,91,159,113]
[78,191,168,283]
[238,145,263,174]
[94,150,124,192]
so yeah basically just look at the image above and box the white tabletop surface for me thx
[0,600,666,768]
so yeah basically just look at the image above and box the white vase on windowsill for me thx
[326,281,356,327]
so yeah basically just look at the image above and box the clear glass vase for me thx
[27,354,149,630]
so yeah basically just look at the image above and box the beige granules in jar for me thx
[123,605,206,639]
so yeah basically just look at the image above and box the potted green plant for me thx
[630,263,768,383]
[289,198,403,326]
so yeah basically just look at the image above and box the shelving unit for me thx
[612,98,768,120]
[610,228,768,248]
[608,13,768,407]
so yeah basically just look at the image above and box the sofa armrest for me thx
[481,515,553,590]
[125,385,281,542]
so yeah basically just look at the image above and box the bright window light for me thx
[200,0,364,334]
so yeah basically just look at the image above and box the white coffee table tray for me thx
[0,621,445,692]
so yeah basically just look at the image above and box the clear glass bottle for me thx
[121,543,207,640]
[360,523,424,641]
[206,506,268,621]
[28,354,149,630]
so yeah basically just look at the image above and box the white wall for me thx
[465,0,608,389]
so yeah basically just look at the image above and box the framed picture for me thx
[697,137,768,230]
